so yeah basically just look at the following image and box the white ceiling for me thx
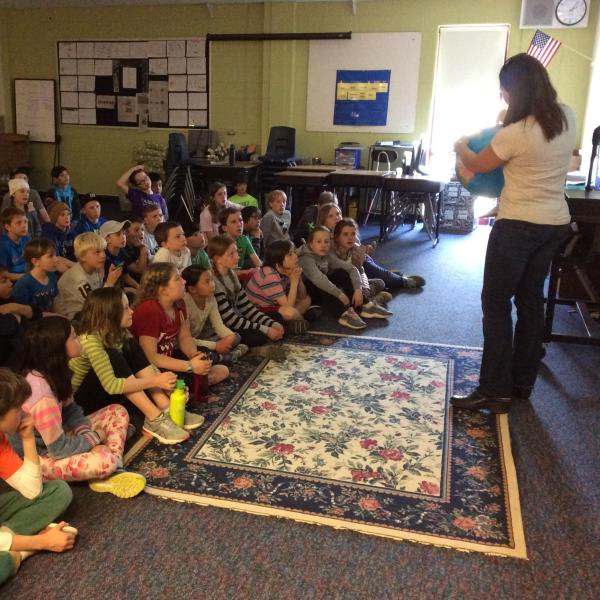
[0,0,359,8]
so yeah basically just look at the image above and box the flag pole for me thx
[561,43,593,63]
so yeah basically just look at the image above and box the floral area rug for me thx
[125,333,527,558]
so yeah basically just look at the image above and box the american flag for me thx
[527,30,561,67]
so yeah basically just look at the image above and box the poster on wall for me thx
[333,70,391,126]
[57,38,208,129]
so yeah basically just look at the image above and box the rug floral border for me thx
[125,333,527,559]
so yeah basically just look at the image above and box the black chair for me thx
[165,133,190,179]
[259,126,298,202]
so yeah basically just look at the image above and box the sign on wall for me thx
[57,39,208,128]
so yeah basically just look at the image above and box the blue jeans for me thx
[479,219,570,397]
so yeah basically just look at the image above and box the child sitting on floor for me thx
[241,206,263,263]
[54,232,122,321]
[229,175,258,208]
[208,234,285,361]
[182,265,248,363]
[122,219,149,281]
[298,226,390,330]
[219,207,261,273]
[0,207,31,281]
[1,166,50,226]
[261,189,291,248]
[0,368,76,587]
[131,262,229,397]
[5,179,41,239]
[0,267,32,367]
[12,239,59,315]
[99,220,140,293]
[41,202,76,266]
[71,287,198,444]
[153,221,192,272]
[72,196,106,236]
[11,315,146,498]
[116,165,168,220]
[292,190,338,245]
[199,182,241,241]
[245,240,314,334]
[141,204,163,260]
[47,166,79,216]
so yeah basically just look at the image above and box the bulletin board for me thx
[306,33,421,133]
[14,79,57,143]
[57,39,208,129]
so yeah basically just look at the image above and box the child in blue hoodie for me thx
[41,202,76,266]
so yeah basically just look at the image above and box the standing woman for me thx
[451,53,575,413]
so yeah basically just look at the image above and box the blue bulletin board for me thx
[333,70,390,126]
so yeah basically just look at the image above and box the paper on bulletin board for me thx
[117,95,137,122]
[137,93,149,129]
[186,39,205,57]
[94,42,112,59]
[188,75,206,92]
[77,59,95,75]
[167,40,186,57]
[168,57,186,74]
[122,67,137,90]
[112,42,130,58]
[149,80,168,123]
[188,93,207,110]
[60,76,78,92]
[59,42,77,59]
[94,60,112,76]
[61,92,78,108]
[96,95,116,110]
[169,92,187,110]
[168,75,187,92]
[187,58,205,75]
[189,110,207,127]
[62,108,79,124]
[149,58,168,76]
[78,93,96,109]
[169,110,188,127]
[147,41,167,57]
[60,60,77,75]
[78,76,95,92]
[129,42,148,59]
[79,109,96,125]
[76,42,94,58]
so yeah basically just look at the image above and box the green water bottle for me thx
[169,379,186,428]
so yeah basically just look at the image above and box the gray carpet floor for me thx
[5,223,599,600]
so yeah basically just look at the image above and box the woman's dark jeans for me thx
[479,218,570,397]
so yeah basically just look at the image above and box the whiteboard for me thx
[14,79,56,143]
[306,33,421,133]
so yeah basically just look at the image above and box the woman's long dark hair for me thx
[499,53,567,142]
[21,316,73,403]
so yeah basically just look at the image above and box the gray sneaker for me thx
[231,343,249,362]
[373,291,393,305]
[183,411,205,431]
[338,308,367,329]
[403,274,426,288]
[361,301,392,319]
[142,412,189,445]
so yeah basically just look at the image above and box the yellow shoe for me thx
[88,471,146,499]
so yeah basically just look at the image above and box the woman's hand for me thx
[17,413,35,441]
[38,523,76,552]
[153,370,177,391]
[352,289,364,308]
[266,326,284,341]
[215,335,236,353]
[338,292,350,306]
[453,136,469,156]
[190,354,212,375]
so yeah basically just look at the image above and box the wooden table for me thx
[195,161,261,195]
[287,164,348,173]
[544,188,600,346]
[273,170,330,215]
[327,169,389,218]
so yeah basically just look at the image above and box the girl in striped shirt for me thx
[208,235,285,360]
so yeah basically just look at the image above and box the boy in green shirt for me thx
[229,176,258,208]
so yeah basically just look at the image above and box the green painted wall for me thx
[0,0,596,194]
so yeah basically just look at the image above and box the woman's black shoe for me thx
[450,390,511,414]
